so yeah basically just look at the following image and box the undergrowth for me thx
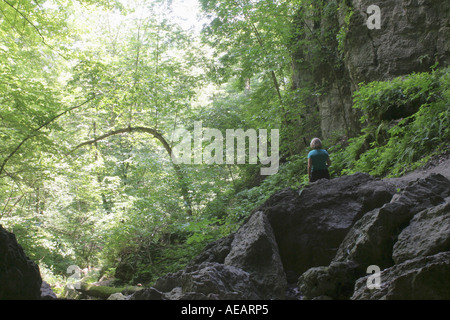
[329,66,449,178]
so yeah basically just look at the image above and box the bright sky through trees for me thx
[171,0,207,32]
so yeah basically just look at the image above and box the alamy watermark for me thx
[366,265,381,289]
[171,121,279,176]
[367,4,381,29]
[66,265,81,290]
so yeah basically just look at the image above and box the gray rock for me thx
[297,261,360,300]
[345,0,450,85]
[351,251,450,300]
[40,281,57,300]
[144,172,395,300]
[393,198,450,264]
[134,211,287,300]
[107,292,128,300]
[333,174,450,270]
[0,224,42,300]
[297,174,450,300]
[129,287,166,300]
[148,262,261,300]
[131,173,450,300]
[224,211,286,299]
[263,173,395,279]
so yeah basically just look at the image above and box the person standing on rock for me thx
[308,138,331,183]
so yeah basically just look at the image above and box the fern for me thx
[331,67,449,178]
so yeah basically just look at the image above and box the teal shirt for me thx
[308,149,329,172]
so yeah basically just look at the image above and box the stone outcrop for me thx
[261,173,394,281]
[351,251,450,300]
[223,212,286,298]
[345,0,450,84]
[333,174,450,269]
[0,225,59,300]
[297,173,450,300]
[291,0,450,139]
[392,198,450,264]
[0,225,42,300]
[132,211,287,300]
[129,172,450,300]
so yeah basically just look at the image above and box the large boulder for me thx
[149,262,261,300]
[392,197,450,264]
[136,211,286,300]
[297,173,450,299]
[261,172,395,280]
[351,251,450,300]
[0,224,42,300]
[223,211,286,299]
[333,174,450,269]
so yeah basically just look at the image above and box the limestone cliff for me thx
[291,0,450,139]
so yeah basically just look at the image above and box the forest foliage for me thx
[0,0,448,294]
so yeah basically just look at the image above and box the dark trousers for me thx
[310,169,330,183]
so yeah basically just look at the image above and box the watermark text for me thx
[171,121,279,175]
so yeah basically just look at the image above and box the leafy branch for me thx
[1,0,67,59]
[0,94,102,177]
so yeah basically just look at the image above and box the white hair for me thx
[310,138,322,149]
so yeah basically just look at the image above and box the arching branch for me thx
[72,126,171,154]
[71,126,193,215]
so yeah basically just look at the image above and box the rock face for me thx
[392,199,450,264]
[291,0,450,139]
[0,225,42,300]
[345,0,450,84]
[351,251,450,300]
[131,172,450,300]
[223,212,286,298]
[298,173,450,300]
[333,174,450,269]
[262,173,394,280]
